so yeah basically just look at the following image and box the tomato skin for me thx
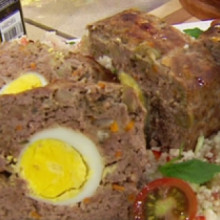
[152,150,162,160]
[195,216,206,220]
[133,177,198,220]
[152,150,170,161]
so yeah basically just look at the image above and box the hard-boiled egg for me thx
[0,72,47,95]
[17,127,104,205]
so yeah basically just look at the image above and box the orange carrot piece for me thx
[110,121,119,132]
[115,150,123,159]
[112,184,125,192]
[125,120,134,131]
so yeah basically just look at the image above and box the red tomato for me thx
[133,177,198,220]
[152,150,162,160]
[195,216,206,220]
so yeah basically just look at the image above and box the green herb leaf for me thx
[159,159,220,184]
[67,41,76,45]
[183,28,204,39]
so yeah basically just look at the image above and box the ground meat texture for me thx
[0,40,116,88]
[85,8,220,150]
[155,42,220,150]
[0,81,147,220]
[198,22,220,65]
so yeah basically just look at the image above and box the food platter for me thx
[0,9,219,219]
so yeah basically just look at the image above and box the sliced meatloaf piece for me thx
[0,81,147,220]
[151,42,220,150]
[0,39,116,90]
[85,8,220,150]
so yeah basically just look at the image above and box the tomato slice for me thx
[195,216,206,220]
[133,177,198,220]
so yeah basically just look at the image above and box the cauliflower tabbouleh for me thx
[145,131,220,220]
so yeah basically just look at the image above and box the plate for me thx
[174,20,212,32]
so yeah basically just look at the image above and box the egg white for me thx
[17,126,104,206]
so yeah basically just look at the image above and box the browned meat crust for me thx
[198,21,220,65]
[0,40,116,88]
[154,42,220,150]
[87,9,191,57]
[85,8,220,150]
[0,81,147,220]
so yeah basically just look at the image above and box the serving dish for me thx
[174,19,213,32]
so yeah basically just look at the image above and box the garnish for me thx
[159,159,220,184]
[183,28,204,39]
[67,41,76,45]
[133,177,198,220]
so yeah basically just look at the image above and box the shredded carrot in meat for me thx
[20,37,29,46]
[30,62,37,70]
[147,41,155,47]
[127,193,136,202]
[83,197,91,204]
[125,120,134,131]
[30,211,41,219]
[110,121,119,132]
[15,125,23,131]
[72,70,79,77]
[115,150,123,159]
[97,82,106,89]
[112,184,125,192]
[152,64,158,73]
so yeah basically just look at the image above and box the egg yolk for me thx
[19,139,89,201]
[1,73,46,95]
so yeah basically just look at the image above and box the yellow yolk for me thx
[17,127,104,205]
[19,139,88,200]
[1,73,46,95]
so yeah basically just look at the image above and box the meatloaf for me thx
[198,21,220,65]
[0,39,116,90]
[0,81,147,220]
[85,8,220,150]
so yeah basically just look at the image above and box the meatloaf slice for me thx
[152,42,220,150]
[0,81,147,220]
[85,9,220,150]
[0,39,116,90]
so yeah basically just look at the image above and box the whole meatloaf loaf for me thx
[0,81,147,220]
[0,39,116,92]
[85,8,220,150]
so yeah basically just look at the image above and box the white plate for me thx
[174,20,212,32]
